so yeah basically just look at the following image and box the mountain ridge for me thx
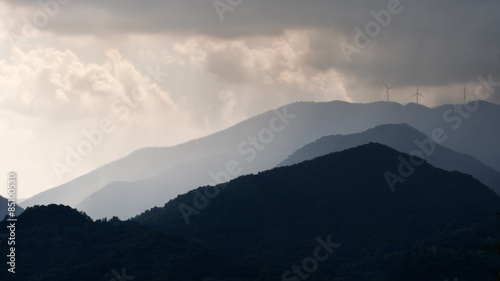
[22,100,500,220]
[133,142,500,280]
[278,123,500,195]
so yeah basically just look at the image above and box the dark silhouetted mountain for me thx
[278,123,500,195]
[0,195,24,219]
[0,204,257,281]
[22,101,500,219]
[134,143,500,281]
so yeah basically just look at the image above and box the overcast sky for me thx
[1,0,499,198]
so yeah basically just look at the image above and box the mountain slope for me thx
[23,101,500,219]
[278,123,500,195]
[0,204,257,281]
[71,101,500,219]
[0,195,24,219]
[134,143,500,281]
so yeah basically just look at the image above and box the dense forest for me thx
[134,143,500,280]
[1,144,499,280]
[0,205,257,281]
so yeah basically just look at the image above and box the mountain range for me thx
[4,143,499,280]
[133,143,500,280]
[279,123,500,195]
[21,101,500,219]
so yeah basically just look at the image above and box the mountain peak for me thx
[19,204,92,227]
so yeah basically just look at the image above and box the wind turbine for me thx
[411,84,423,104]
[378,80,395,102]
[462,83,469,104]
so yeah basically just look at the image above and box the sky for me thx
[0,0,499,199]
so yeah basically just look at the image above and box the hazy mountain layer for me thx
[0,195,24,219]
[279,123,500,195]
[23,101,500,219]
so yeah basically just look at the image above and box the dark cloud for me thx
[4,0,499,96]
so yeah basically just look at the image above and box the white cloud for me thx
[0,0,499,199]
[0,47,186,121]
[168,31,352,104]
[0,46,199,198]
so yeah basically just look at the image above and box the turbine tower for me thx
[378,80,395,102]
[411,84,423,104]
[462,83,468,104]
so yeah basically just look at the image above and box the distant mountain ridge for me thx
[22,100,500,219]
[278,123,500,195]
